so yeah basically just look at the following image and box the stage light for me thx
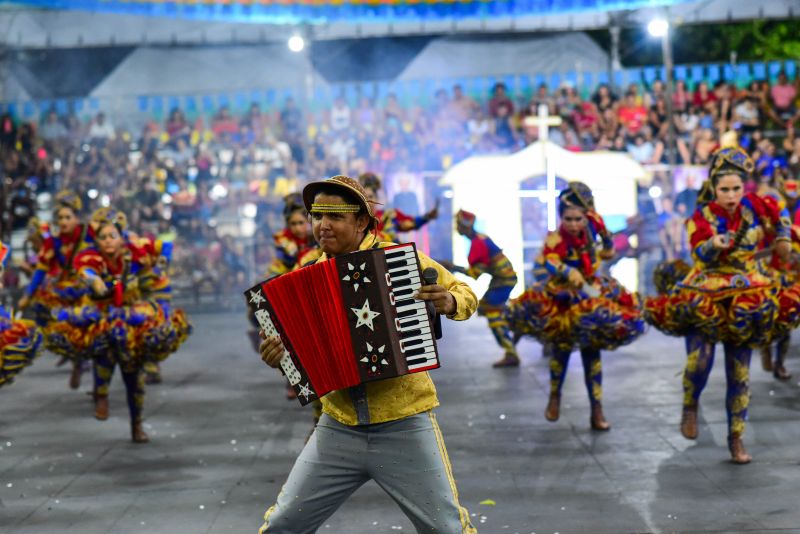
[88,188,99,199]
[100,194,111,207]
[288,35,305,53]
[649,185,663,198]
[242,203,258,218]
[209,183,228,200]
[647,18,669,38]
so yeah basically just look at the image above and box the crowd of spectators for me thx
[1,69,799,298]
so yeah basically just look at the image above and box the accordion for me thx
[246,243,440,405]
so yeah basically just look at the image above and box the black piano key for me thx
[387,260,415,271]
[398,317,425,329]
[397,306,422,318]
[400,328,423,339]
[403,337,425,348]
[393,278,418,289]
[405,346,433,359]
[384,247,414,261]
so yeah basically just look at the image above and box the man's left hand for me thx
[415,284,457,316]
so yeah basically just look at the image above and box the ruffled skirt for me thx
[506,276,645,352]
[0,309,44,388]
[46,298,190,369]
[644,265,800,347]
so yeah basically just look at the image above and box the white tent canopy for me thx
[440,141,646,294]
[91,45,329,98]
[398,33,609,81]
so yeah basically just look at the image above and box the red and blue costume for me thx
[0,242,43,388]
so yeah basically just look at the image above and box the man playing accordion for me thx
[258,175,478,533]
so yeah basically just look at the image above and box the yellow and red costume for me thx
[267,228,316,277]
[757,180,800,378]
[506,183,643,422]
[50,233,189,364]
[0,242,43,388]
[454,209,520,364]
[507,207,643,353]
[645,147,800,457]
[374,207,433,243]
[25,203,94,333]
[645,191,800,347]
[129,236,192,364]
[359,172,436,243]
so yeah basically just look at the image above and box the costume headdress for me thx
[358,172,382,192]
[697,146,755,205]
[558,181,595,213]
[709,146,754,183]
[54,190,82,214]
[302,175,378,231]
[90,207,128,233]
[27,216,50,240]
[455,209,476,228]
[282,192,305,220]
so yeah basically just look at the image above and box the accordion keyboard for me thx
[384,245,437,371]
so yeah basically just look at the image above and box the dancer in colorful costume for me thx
[0,242,43,388]
[443,209,521,367]
[758,176,800,380]
[18,191,93,389]
[54,207,188,442]
[359,172,438,243]
[506,182,644,430]
[644,147,799,463]
[266,193,316,277]
[131,234,192,384]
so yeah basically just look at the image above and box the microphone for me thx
[421,267,443,340]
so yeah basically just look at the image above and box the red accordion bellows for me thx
[247,243,440,405]
[262,260,361,396]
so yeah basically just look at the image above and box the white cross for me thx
[524,104,563,231]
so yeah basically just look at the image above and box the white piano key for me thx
[396,302,426,316]
[391,273,420,286]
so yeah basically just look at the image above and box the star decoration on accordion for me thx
[341,262,371,292]
[360,342,389,376]
[352,299,380,331]
[249,289,266,307]
[297,382,314,401]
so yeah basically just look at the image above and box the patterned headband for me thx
[310,203,361,214]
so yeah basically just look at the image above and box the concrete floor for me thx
[1,310,800,534]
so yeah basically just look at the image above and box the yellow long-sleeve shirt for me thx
[315,234,477,426]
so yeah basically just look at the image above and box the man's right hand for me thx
[259,332,284,368]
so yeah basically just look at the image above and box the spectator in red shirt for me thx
[212,106,240,137]
[618,92,648,135]
[692,82,717,113]
[166,108,190,146]
[488,82,514,119]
